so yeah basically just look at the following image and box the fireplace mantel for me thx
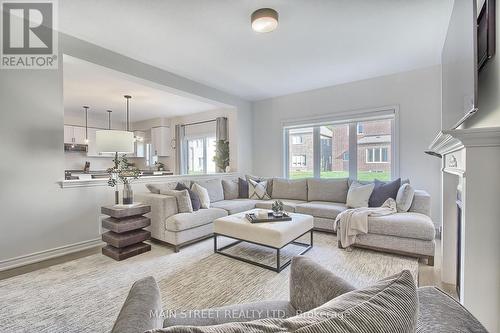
[430,126,500,333]
[429,127,500,156]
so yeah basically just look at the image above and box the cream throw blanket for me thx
[335,198,397,248]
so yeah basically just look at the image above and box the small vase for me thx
[123,183,133,205]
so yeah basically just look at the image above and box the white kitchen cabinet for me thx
[64,125,87,144]
[151,126,171,157]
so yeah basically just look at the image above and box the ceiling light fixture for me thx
[251,8,278,33]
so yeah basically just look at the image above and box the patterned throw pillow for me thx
[248,179,270,200]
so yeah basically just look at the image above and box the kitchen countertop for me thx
[59,172,240,188]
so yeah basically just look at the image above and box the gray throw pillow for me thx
[369,178,401,207]
[238,178,249,198]
[222,179,239,200]
[193,179,224,203]
[146,181,191,194]
[160,189,193,213]
[396,183,415,212]
[175,183,200,211]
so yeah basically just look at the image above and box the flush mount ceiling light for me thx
[251,8,279,33]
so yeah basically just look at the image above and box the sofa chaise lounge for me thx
[136,177,435,264]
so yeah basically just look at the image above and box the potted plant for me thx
[155,161,165,171]
[213,140,229,173]
[107,154,141,205]
[272,200,284,217]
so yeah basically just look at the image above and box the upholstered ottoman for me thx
[213,209,314,272]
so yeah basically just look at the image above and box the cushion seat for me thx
[295,201,348,219]
[368,212,435,241]
[255,199,307,212]
[211,199,260,215]
[165,208,227,232]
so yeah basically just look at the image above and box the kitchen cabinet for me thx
[151,126,171,157]
[64,125,87,145]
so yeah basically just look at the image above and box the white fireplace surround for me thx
[429,127,500,333]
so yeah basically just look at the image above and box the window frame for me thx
[282,106,398,180]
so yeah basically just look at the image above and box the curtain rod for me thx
[181,117,226,127]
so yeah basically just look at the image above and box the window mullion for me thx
[348,123,357,180]
[313,127,321,178]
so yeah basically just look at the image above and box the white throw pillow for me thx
[347,182,375,208]
[191,183,210,209]
[248,179,271,200]
[396,183,415,212]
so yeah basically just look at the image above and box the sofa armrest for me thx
[111,277,163,333]
[135,192,178,239]
[289,256,355,313]
[409,190,431,217]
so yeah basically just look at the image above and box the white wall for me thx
[252,65,443,225]
[0,33,253,268]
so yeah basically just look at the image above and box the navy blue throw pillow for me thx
[175,183,201,211]
[238,178,249,198]
[368,178,401,207]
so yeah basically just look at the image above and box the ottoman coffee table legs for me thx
[214,229,313,273]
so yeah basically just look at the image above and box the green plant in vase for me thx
[213,140,229,173]
[272,200,284,217]
[107,154,141,205]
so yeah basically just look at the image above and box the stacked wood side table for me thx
[101,204,151,261]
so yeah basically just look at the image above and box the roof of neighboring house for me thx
[358,135,391,145]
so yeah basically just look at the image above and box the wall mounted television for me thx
[441,0,496,130]
[478,0,496,71]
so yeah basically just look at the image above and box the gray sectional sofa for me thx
[136,176,435,264]
[110,257,487,333]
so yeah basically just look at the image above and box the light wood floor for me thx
[0,236,457,299]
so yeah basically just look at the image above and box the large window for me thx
[288,128,313,178]
[285,114,395,181]
[320,124,349,179]
[187,136,216,174]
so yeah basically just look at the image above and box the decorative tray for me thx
[245,212,292,223]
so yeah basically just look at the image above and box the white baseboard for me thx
[0,238,104,272]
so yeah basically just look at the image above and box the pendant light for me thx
[83,106,90,144]
[107,110,112,130]
[124,95,132,131]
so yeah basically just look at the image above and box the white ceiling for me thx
[63,55,218,124]
[60,0,454,101]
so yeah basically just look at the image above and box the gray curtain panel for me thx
[175,124,187,175]
[216,117,228,141]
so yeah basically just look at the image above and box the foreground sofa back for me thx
[111,257,487,333]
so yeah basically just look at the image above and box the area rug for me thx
[0,232,418,333]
